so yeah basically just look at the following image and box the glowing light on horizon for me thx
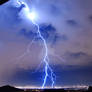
[16,85,88,90]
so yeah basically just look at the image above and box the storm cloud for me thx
[0,0,92,86]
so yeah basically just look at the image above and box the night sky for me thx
[0,0,92,87]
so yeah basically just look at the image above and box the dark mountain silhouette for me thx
[0,85,23,92]
[88,86,92,92]
[0,0,9,5]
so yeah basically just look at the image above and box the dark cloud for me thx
[40,24,59,44]
[68,52,87,59]
[19,24,62,44]
[9,3,25,13]
[19,28,37,40]
[88,15,92,23]
[39,24,55,39]
[62,52,92,66]
[39,24,56,33]
[51,34,68,46]
[66,19,78,26]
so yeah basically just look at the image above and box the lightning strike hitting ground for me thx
[15,0,56,88]
[31,20,55,88]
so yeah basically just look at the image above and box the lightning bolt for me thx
[31,20,56,88]
[14,0,56,88]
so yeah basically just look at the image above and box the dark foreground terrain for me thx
[0,85,92,92]
[0,0,9,5]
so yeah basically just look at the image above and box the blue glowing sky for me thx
[0,0,92,87]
